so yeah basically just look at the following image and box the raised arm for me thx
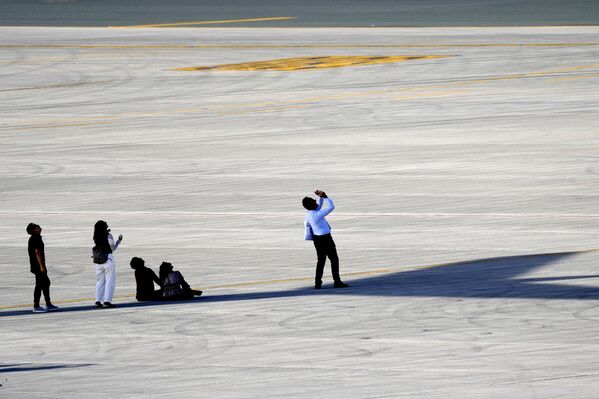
[315,197,324,211]
[314,197,335,221]
[108,233,122,252]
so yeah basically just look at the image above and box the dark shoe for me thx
[33,306,47,313]
[193,290,203,297]
[315,282,322,289]
[103,302,116,308]
[94,301,104,309]
[46,304,59,311]
[334,281,349,288]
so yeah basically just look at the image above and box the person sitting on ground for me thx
[130,257,162,301]
[159,262,202,300]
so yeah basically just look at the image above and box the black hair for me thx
[130,257,145,269]
[159,262,173,282]
[93,220,110,249]
[302,197,315,210]
[26,223,39,235]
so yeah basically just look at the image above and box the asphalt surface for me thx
[1,26,599,398]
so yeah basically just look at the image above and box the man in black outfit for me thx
[130,257,163,301]
[302,190,348,289]
[27,223,58,313]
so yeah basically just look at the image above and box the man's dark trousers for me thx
[313,233,341,285]
[32,271,51,307]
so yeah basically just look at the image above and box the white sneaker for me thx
[33,306,47,313]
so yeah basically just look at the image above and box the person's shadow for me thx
[2,250,598,318]
[201,250,599,302]
[0,363,93,373]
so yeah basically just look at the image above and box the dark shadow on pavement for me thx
[0,298,204,317]
[1,250,598,318]
[0,363,93,373]
[201,250,599,302]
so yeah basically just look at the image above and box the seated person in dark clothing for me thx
[130,257,163,301]
[159,262,202,300]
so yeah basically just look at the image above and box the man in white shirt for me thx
[303,190,348,289]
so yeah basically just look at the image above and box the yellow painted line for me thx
[439,63,599,86]
[218,104,312,116]
[218,91,473,116]
[174,55,447,72]
[0,293,136,311]
[208,268,396,289]
[2,250,598,311]
[5,89,470,130]
[393,89,473,100]
[14,121,114,130]
[4,61,599,130]
[179,61,599,109]
[0,270,394,310]
[112,17,296,29]
[0,80,114,93]
[550,72,599,82]
[534,63,599,74]
[2,43,599,49]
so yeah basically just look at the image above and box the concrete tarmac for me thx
[1,26,599,398]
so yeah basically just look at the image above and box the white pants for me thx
[95,258,116,303]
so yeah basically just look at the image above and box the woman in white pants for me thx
[92,220,122,308]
